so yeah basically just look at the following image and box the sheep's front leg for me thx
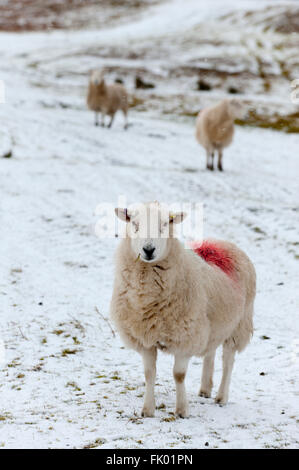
[217,149,223,171]
[94,112,99,126]
[141,347,157,417]
[173,355,190,418]
[206,150,210,170]
[101,112,105,127]
[199,349,216,398]
[215,344,235,405]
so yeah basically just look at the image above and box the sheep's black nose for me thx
[143,246,155,259]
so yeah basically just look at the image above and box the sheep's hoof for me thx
[199,390,211,398]
[141,407,155,418]
[207,165,214,171]
[175,405,189,418]
[215,396,227,406]
[175,409,189,419]
[218,166,223,172]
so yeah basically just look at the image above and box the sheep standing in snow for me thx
[195,99,245,171]
[110,202,256,417]
[87,70,129,129]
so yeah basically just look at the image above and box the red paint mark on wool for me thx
[190,241,235,278]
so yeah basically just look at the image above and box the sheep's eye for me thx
[160,222,168,233]
[132,221,139,232]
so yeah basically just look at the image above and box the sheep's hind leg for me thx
[206,151,214,171]
[199,349,216,398]
[107,114,115,128]
[123,110,128,130]
[101,112,106,127]
[218,149,223,171]
[173,355,190,418]
[94,112,99,126]
[141,347,157,417]
[215,342,235,405]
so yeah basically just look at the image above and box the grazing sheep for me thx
[195,99,245,171]
[110,202,256,418]
[87,70,129,129]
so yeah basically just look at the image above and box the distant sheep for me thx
[110,202,256,417]
[195,99,245,171]
[87,70,129,129]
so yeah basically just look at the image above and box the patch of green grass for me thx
[161,416,176,422]
[236,111,299,134]
[157,403,166,410]
[0,412,12,421]
[61,348,78,357]
[252,226,266,235]
[52,329,64,336]
[2,150,12,159]
[66,381,81,391]
[84,438,106,449]
[7,359,21,368]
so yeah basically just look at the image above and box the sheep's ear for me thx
[115,208,130,222]
[169,212,187,224]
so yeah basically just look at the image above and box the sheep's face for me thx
[115,203,186,263]
[90,70,105,89]
[228,99,247,119]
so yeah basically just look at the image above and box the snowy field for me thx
[0,0,298,449]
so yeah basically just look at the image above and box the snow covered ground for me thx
[0,0,298,449]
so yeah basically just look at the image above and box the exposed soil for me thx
[241,5,299,33]
[0,0,157,32]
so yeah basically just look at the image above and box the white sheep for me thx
[87,70,129,129]
[195,99,245,171]
[110,202,256,418]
